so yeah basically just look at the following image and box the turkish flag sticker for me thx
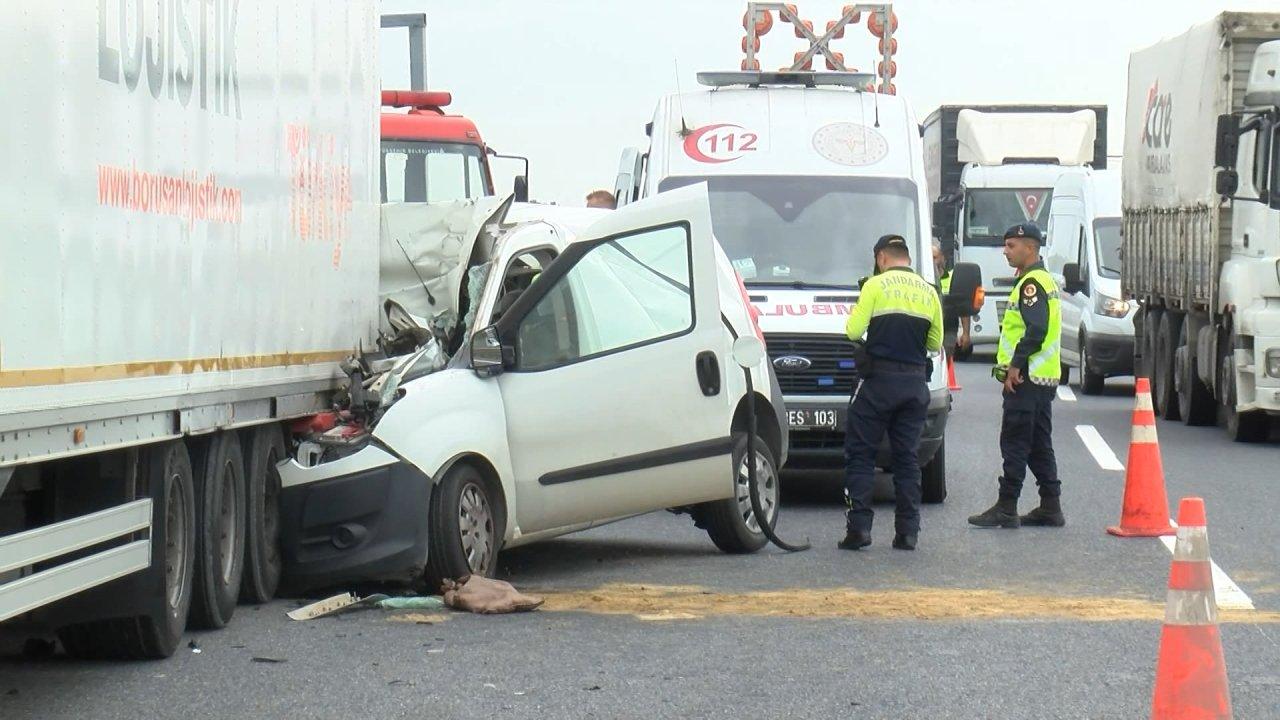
[1017,191,1048,221]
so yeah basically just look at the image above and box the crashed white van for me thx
[617,71,971,502]
[277,185,788,589]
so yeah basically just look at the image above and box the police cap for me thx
[873,234,910,253]
[1003,223,1044,244]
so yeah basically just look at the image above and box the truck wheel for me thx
[1079,332,1105,396]
[57,442,196,659]
[425,463,500,590]
[1175,323,1215,426]
[1218,333,1270,443]
[921,438,947,504]
[703,433,777,554]
[1154,312,1182,420]
[239,425,286,604]
[188,432,246,630]
[1142,307,1161,388]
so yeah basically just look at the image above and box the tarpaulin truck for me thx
[0,0,380,657]
[923,105,1108,348]
[1124,12,1280,441]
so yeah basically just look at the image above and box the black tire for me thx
[921,438,947,504]
[239,425,286,604]
[1079,332,1105,396]
[702,433,778,554]
[188,432,246,630]
[1218,329,1271,443]
[425,463,501,590]
[1154,312,1182,421]
[1175,323,1215,426]
[58,442,196,659]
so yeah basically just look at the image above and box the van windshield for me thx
[1093,218,1122,279]
[657,175,920,288]
[963,188,1053,248]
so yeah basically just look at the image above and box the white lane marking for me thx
[1057,385,1077,402]
[1075,425,1125,471]
[1159,522,1255,611]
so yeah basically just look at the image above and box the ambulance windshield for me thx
[658,175,920,288]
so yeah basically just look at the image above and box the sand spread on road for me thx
[534,584,1280,623]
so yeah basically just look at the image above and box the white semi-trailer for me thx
[0,0,380,657]
[1124,12,1280,441]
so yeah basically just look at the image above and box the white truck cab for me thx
[616,70,967,501]
[1044,167,1135,393]
[947,110,1099,347]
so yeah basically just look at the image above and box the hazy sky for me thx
[378,1,1278,206]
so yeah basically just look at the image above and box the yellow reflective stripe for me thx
[869,306,936,322]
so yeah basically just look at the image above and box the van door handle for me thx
[695,351,721,397]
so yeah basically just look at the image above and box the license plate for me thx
[787,408,840,430]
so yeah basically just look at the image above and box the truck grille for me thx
[764,333,858,396]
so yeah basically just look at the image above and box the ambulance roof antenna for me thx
[674,59,692,137]
[871,56,881,128]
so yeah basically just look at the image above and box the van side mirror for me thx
[944,262,982,318]
[471,326,508,377]
[1063,262,1085,295]
[1214,114,1240,169]
[1216,169,1240,198]
[932,199,956,238]
[513,176,529,203]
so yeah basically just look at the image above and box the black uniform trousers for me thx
[843,370,930,535]
[998,381,1060,499]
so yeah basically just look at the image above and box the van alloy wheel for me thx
[458,482,495,573]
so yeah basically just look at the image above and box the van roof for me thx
[1053,167,1122,218]
[651,85,918,182]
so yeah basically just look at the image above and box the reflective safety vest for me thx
[939,270,952,295]
[996,267,1061,384]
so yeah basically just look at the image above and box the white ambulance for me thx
[616,71,978,502]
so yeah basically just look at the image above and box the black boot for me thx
[892,533,917,551]
[1020,496,1066,527]
[838,529,872,551]
[968,496,1020,529]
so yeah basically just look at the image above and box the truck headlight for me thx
[1267,349,1280,378]
[1096,293,1130,319]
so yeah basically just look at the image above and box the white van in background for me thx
[1045,167,1136,394]
[615,70,979,502]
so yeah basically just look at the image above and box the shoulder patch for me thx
[1022,283,1037,297]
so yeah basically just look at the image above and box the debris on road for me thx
[441,575,544,614]
[287,592,447,621]
[251,657,288,664]
[388,613,450,625]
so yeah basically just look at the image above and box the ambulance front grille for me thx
[764,333,859,396]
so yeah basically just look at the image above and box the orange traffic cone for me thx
[947,354,962,391]
[1151,497,1233,719]
[1107,377,1176,537]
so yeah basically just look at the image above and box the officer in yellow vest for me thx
[841,235,943,551]
[969,223,1065,529]
[933,241,972,357]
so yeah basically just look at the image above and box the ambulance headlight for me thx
[1096,293,1131,319]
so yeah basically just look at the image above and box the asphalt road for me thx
[4,363,1279,719]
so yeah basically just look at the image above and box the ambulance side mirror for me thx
[945,262,982,318]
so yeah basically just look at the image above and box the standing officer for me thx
[968,223,1065,529]
[840,235,943,552]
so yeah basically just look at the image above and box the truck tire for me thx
[1079,331,1106,396]
[1218,331,1271,443]
[239,424,286,604]
[424,463,500,590]
[1154,312,1182,420]
[1175,323,1215,426]
[188,432,246,630]
[1142,307,1161,387]
[921,438,947,504]
[703,433,777,554]
[57,441,196,659]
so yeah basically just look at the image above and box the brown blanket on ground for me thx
[441,575,544,614]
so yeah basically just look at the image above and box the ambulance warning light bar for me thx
[697,71,875,89]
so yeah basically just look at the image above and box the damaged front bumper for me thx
[277,444,432,592]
